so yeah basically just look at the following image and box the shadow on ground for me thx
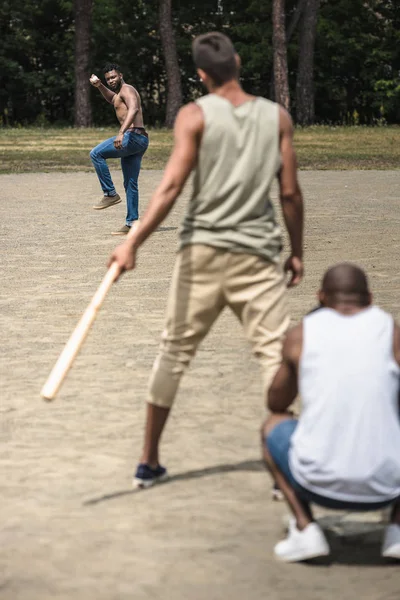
[84,459,265,506]
[85,460,396,568]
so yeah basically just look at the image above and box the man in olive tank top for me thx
[108,32,304,488]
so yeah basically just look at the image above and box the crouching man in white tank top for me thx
[262,263,400,562]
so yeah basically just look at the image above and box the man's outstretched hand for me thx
[284,255,304,288]
[108,241,137,281]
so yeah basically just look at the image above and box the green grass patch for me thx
[0,126,398,174]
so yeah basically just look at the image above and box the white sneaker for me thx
[274,521,330,562]
[381,524,400,559]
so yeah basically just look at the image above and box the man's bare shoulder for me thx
[283,323,303,362]
[393,321,400,367]
[286,322,303,345]
[121,82,136,91]
[120,83,139,98]
[175,102,204,134]
[178,102,203,119]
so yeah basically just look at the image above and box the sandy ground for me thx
[1,169,400,600]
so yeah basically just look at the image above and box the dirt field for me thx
[1,170,400,600]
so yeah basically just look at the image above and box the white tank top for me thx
[290,306,400,502]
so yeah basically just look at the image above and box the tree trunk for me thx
[159,0,182,128]
[74,0,93,127]
[270,0,306,102]
[286,0,307,43]
[295,0,320,125]
[272,0,290,110]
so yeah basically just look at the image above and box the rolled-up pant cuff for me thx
[147,395,175,409]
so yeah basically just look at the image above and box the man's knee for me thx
[90,146,100,161]
[147,386,177,410]
[147,348,193,410]
[262,412,294,439]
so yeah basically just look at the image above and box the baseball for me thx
[90,74,100,86]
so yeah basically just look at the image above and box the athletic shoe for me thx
[381,524,400,559]
[133,463,169,489]
[274,520,330,562]
[272,483,284,501]
[111,224,131,235]
[93,194,121,210]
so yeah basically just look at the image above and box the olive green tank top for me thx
[179,94,282,262]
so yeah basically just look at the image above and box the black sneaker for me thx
[133,463,169,489]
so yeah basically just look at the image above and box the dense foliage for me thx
[1,0,399,126]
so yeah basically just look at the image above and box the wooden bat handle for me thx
[41,261,120,402]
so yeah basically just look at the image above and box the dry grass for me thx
[295,126,400,170]
[0,126,398,174]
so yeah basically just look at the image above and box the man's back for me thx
[180,94,282,262]
[290,306,400,502]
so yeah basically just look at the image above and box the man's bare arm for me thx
[268,324,302,413]
[89,74,115,103]
[278,107,304,287]
[108,103,204,274]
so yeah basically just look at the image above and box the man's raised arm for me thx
[89,74,115,104]
[278,107,304,288]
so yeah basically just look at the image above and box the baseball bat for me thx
[40,260,120,401]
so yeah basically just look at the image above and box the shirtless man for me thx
[89,63,149,235]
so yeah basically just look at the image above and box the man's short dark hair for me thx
[192,32,238,86]
[103,62,121,74]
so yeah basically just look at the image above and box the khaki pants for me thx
[148,245,290,408]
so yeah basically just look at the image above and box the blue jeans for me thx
[90,131,149,226]
[265,420,398,511]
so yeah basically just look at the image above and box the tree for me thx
[0,0,74,126]
[272,0,290,109]
[296,0,320,124]
[159,0,182,127]
[314,0,400,124]
[74,0,93,127]
[90,0,164,126]
[286,0,307,42]
[0,0,399,126]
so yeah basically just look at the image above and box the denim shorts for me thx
[265,419,397,511]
